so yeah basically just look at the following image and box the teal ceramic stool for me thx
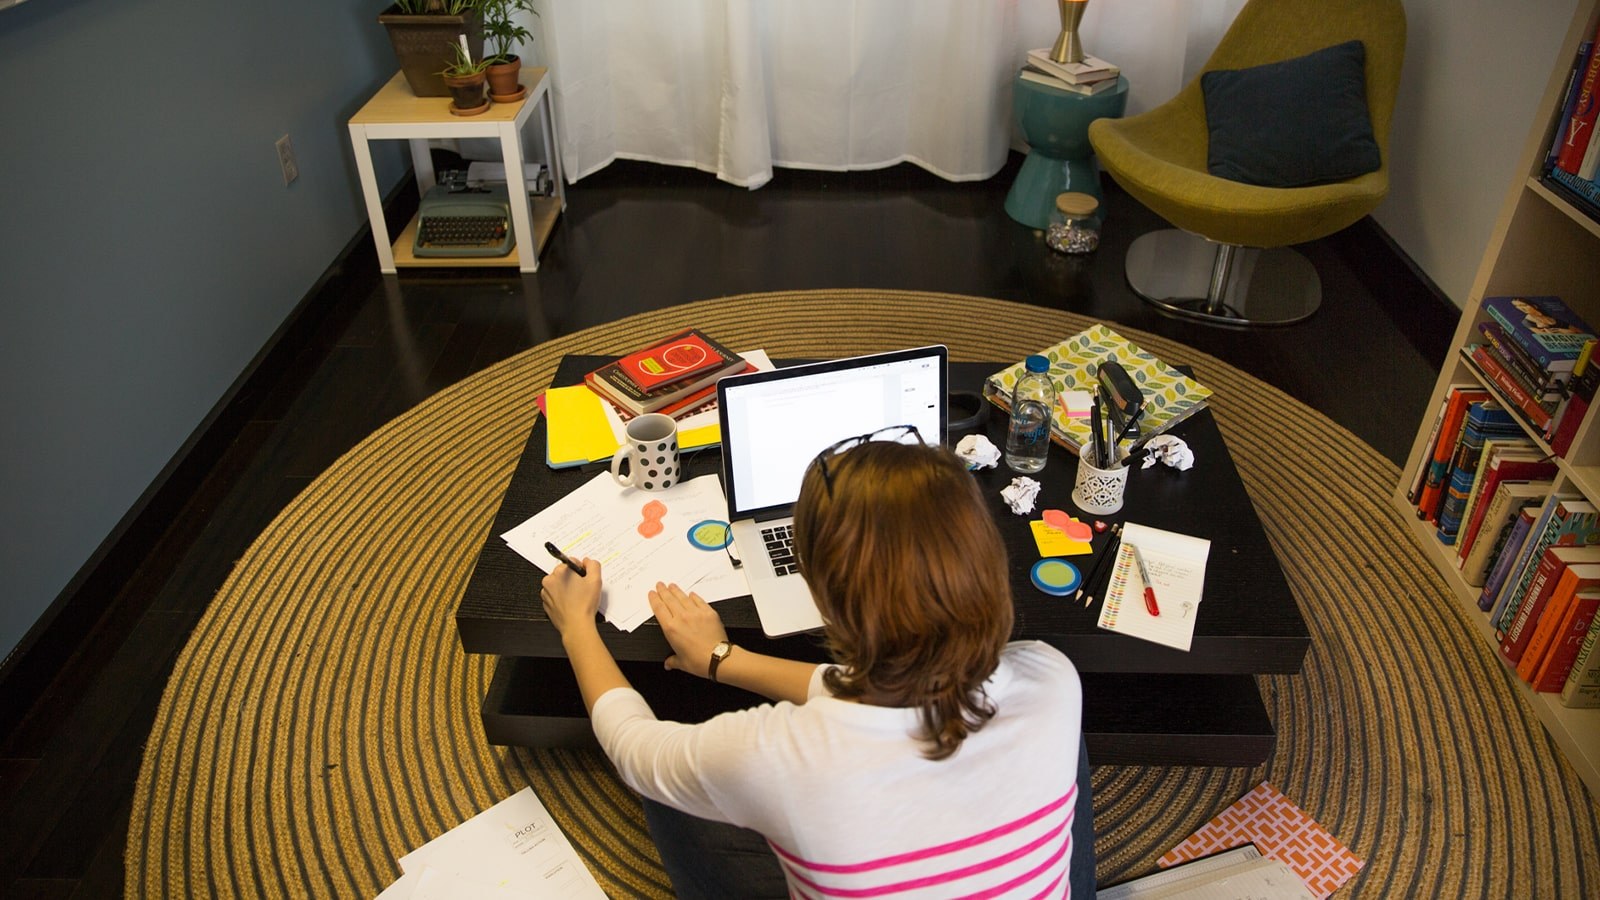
[1006,74,1129,230]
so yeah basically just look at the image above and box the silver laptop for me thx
[716,346,948,636]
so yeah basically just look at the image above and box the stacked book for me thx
[1474,491,1600,708]
[1019,48,1120,96]
[1463,295,1598,454]
[1542,20,1600,221]
[583,328,752,418]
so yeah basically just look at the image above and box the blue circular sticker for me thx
[1030,558,1082,597]
[687,520,733,551]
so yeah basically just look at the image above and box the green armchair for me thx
[1088,0,1406,325]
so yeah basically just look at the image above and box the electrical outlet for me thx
[275,134,299,186]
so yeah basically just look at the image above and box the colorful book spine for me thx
[1480,295,1597,371]
[1501,550,1600,665]
[1436,403,1522,544]
[1418,387,1491,521]
[1468,346,1556,433]
[1479,321,1565,398]
[1531,592,1600,690]
[1555,23,1600,173]
[1552,344,1600,456]
[1546,40,1594,169]
[1455,446,1554,564]
[1481,507,1539,611]
[1463,486,1551,587]
[1523,571,1600,687]
[1494,498,1600,633]
[1560,614,1600,707]
[1408,393,1454,505]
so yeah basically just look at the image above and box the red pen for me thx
[1129,543,1159,616]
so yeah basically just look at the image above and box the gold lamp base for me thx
[1050,0,1090,64]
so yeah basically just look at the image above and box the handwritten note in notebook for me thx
[1096,522,1210,651]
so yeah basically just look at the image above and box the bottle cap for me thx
[1025,355,1050,373]
[1055,192,1099,217]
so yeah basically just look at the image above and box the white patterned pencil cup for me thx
[611,413,680,491]
[1072,453,1128,515]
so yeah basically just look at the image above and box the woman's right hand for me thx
[648,581,729,678]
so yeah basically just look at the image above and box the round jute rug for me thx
[128,290,1600,898]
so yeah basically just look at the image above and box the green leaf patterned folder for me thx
[983,324,1213,456]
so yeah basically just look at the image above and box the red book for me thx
[1469,345,1554,433]
[1556,26,1600,173]
[1531,590,1600,691]
[1500,544,1600,665]
[613,328,741,391]
[1418,386,1490,521]
[1456,447,1557,563]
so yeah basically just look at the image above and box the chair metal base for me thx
[1124,230,1321,327]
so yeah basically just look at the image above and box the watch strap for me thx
[708,642,732,683]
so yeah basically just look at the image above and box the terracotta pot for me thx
[443,71,488,113]
[378,4,485,97]
[487,56,523,100]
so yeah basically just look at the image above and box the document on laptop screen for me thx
[722,354,944,514]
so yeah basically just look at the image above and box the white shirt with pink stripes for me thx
[591,640,1084,899]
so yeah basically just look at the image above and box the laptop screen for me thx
[717,346,948,519]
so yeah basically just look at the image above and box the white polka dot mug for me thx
[610,413,681,492]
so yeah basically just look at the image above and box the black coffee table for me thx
[457,357,1309,766]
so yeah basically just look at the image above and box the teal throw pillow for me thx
[1202,40,1380,188]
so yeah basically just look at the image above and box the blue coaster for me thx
[686,520,733,551]
[1031,558,1082,597]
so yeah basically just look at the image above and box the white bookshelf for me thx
[1392,0,1600,800]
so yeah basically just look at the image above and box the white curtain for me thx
[536,0,1246,188]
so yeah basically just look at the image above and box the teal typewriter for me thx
[412,183,513,258]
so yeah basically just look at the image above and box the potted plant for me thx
[482,0,538,101]
[440,40,492,115]
[378,0,486,98]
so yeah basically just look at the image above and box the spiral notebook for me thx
[1096,522,1210,651]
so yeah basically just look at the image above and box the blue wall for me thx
[0,0,411,660]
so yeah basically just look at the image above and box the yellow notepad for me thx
[543,385,725,469]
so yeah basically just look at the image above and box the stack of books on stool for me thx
[1020,48,1119,96]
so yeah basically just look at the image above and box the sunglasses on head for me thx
[812,424,926,496]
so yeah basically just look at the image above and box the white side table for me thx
[347,68,567,273]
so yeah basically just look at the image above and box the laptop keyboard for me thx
[761,524,800,576]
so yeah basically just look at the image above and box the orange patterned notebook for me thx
[1158,782,1363,899]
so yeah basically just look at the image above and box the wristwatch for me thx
[708,641,734,683]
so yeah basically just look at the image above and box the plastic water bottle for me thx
[1005,355,1055,473]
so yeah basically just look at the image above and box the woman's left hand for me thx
[540,558,602,637]
[649,581,728,678]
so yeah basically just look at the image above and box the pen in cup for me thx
[544,541,588,577]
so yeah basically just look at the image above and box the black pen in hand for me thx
[544,541,588,577]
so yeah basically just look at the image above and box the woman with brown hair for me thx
[541,434,1094,898]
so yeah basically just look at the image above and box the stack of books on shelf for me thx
[1542,18,1600,220]
[1019,48,1120,96]
[583,328,753,419]
[1460,295,1599,454]
[1476,490,1600,708]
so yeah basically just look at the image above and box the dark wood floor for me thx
[0,155,1454,897]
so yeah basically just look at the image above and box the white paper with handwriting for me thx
[1096,522,1210,651]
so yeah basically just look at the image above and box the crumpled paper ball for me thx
[1141,435,1195,471]
[1001,477,1042,515]
[956,433,1002,470]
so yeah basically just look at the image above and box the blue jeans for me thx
[641,740,1098,899]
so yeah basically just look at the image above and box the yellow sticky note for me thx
[1031,519,1092,557]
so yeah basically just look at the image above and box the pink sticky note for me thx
[1042,509,1094,543]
